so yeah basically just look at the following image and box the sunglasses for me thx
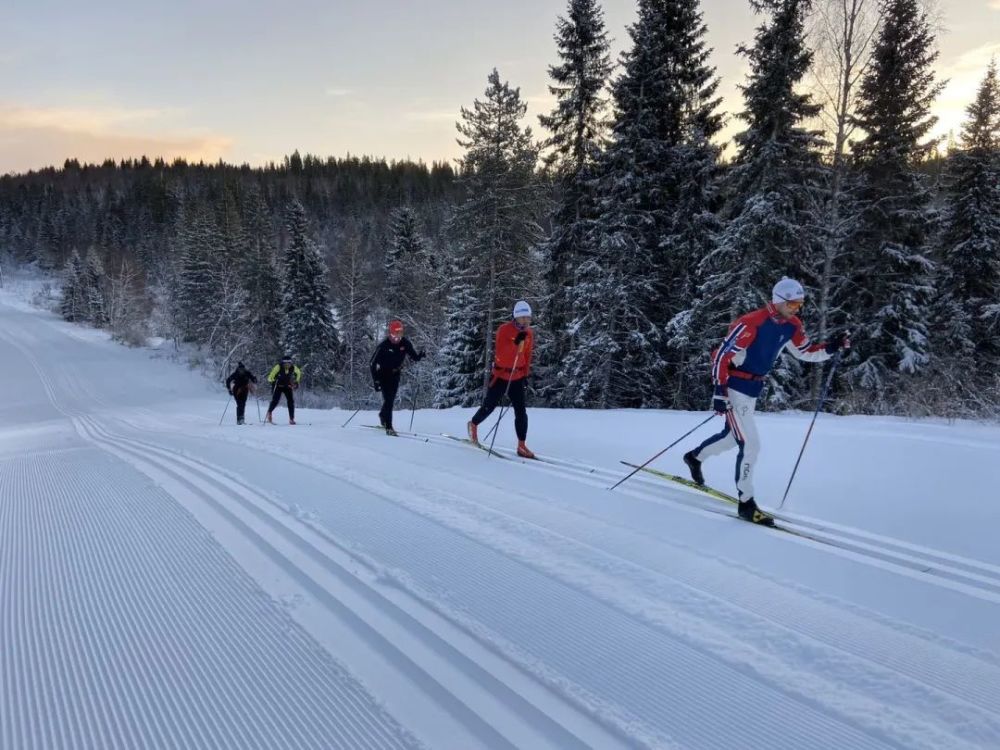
[783,299,804,311]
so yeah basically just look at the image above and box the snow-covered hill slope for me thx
[1,292,998,749]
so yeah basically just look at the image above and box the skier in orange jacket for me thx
[467,300,535,458]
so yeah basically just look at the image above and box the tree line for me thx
[0,0,997,418]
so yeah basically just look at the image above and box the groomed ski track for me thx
[2,300,1000,749]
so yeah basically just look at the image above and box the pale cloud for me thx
[990,0,1000,11]
[0,103,231,174]
[325,87,353,97]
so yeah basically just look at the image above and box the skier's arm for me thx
[293,366,302,384]
[267,364,279,383]
[712,322,757,389]
[786,321,832,363]
[403,338,422,362]
[370,342,383,380]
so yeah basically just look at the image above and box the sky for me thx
[1,0,998,175]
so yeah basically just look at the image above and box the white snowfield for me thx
[1,294,999,750]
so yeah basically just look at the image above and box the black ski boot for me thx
[737,497,775,527]
[683,450,705,485]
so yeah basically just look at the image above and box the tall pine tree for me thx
[935,60,1000,399]
[537,0,612,404]
[280,198,341,390]
[560,0,723,408]
[433,253,485,407]
[846,0,942,411]
[442,69,544,403]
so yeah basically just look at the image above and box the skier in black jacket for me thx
[225,362,257,425]
[370,319,424,435]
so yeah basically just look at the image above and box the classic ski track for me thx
[392,427,1000,601]
[76,423,925,750]
[0,371,419,745]
[72,415,628,750]
[4,325,623,750]
[6,316,1000,748]
[97,414,1000,747]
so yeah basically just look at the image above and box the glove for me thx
[373,381,382,392]
[825,332,851,354]
[514,331,527,345]
[227,389,233,396]
[712,385,730,415]
[291,382,299,390]
[417,350,426,361]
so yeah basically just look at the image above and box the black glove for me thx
[417,350,426,361]
[227,388,233,396]
[373,381,381,392]
[825,332,851,354]
[712,385,730,416]
[514,331,527,345]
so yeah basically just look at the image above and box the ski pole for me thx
[779,350,843,509]
[408,376,419,432]
[255,389,262,422]
[342,406,363,428]
[485,347,523,458]
[609,414,717,491]
[218,393,232,426]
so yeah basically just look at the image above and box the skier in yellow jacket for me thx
[265,355,302,424]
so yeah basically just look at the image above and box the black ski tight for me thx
[233,389,249,422]
[268,385,295,419]
[378,373,400,429]
[472,377,527,441]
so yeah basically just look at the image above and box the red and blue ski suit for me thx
[693,303,831,499]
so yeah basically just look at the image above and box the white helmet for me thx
[513,300,532,318]
[772,277,805,304]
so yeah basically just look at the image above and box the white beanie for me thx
[772,277,805,304]
[513,300,532,318]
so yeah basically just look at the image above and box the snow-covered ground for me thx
[2,280,999,749]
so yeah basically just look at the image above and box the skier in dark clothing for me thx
[467,300,535,458]
[265,355,302,424]
[225,362,257,425]
[370,319,424,435]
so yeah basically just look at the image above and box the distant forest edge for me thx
[0,0,997,419]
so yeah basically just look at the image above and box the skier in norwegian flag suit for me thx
[683,278,850,525]
[467,300,536,458]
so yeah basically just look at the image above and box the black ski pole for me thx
[779,349,843,509]
[485,347,522,459]
[218,393,232,426]
[408,376,419,432]
[609,414,717,491]
[342,406,363,428]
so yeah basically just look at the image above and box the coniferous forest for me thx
[1,0,998,417]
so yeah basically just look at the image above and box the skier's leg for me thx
[235,392,247,423]
[509,379,528,441]
[692,420,736,461]
[728,391,760,498]
[286,387,295,421]
[267,389,282,413]
[382,374,400,430]
[471,378,504,426]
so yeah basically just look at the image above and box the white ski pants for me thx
[693,389,760,499]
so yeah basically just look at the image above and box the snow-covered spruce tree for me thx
[60,249,87,322]
[536,0,612,404]
[173,206,225,344]
[560,0,724,409]
[331,222,377,403]
[433,252,487,407]
[692,0,827,410]
[82,246,108,327]
[238,186,284,378]
[280,198,341,390]
[934,60,1000,408]
[445,69,545,402]
[845,0,942,412]
[384,206,435,324]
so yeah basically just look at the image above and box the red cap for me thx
[388,319,404,337]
